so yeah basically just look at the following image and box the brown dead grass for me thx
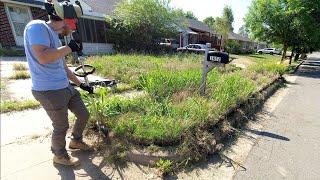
[230,58,257,69]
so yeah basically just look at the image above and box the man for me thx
[24,4,93,166]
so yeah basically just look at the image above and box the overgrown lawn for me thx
[83,53,287,145]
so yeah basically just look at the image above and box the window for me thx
[95,20,106,43]
[6,4,32,46]
[78,18,106,43]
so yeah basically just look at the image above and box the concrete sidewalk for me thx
[234,53,320,179]
[1,135,160,180]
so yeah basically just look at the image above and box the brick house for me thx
[0,0,118,54]
[178,18,222,50]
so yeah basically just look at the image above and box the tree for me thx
[106,0,178,53]
[214,6,234,50]
[203,16,215,28]
[173,9,198,20]
[245,0,298,61]
[214,17,230,49]
[288,0,320,62]
[238,25,249,38]
[185,11,198,20]
[222,6,234,32]
[245,0,320,62]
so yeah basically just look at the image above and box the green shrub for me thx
[0,48,24,56]
[106,0,178,53]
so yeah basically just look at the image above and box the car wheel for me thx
[270,52,274,55]
[258,51,263,54]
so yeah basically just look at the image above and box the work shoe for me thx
[69,139,94,151]
[53,154,80,166]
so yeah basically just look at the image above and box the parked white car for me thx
[177,44,212,53]
[257,48,281,55]
[160,39,179,50]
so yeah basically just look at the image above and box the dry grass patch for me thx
[13,63,28,71]
[9,71,30,80]
[1,100,40,113]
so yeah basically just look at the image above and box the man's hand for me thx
[68,40,82,52]
[80,83,94,94]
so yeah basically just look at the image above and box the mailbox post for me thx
[199,43,230,95]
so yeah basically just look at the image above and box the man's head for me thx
[48,17,72,36]
[45,0,83,35]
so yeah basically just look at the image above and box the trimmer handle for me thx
[73,64,95,77]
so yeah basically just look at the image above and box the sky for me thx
[169,0,253,33]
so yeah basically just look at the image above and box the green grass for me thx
[12,63,28,71]
[9,71,30,80]
[0,48,25,56]
[82,53,290,144]
[1,100,40,113]
[0,81,5,90]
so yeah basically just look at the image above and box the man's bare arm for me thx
[64,61,82,86]
[32,45,72,65]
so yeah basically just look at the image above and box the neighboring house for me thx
[178,18,221,50]
[254,42,268,50]
[0,0,119,54]
[228,32,254,53]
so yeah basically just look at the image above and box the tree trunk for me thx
[289,48,294,65]
[281,44,288,62]
[300,53,307,59]
[294,53,300,61]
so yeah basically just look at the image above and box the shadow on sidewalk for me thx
[245,129,290,141]
[53,151,110,180]
[296,57,320,79]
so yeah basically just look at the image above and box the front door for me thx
[6,4,32,46]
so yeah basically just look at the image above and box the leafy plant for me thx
[156,159,174,174]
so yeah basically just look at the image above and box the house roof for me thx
[228,32,252,42]
[187,19,215,34]
[177,18,216,34]
[3,0,45,7]
[5,0,119,18]
[81,0,119,16]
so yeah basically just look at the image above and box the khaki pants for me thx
[32,85,89,156]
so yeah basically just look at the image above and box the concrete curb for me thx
[124,77,285,166]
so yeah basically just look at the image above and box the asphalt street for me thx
[235,52,320,179]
